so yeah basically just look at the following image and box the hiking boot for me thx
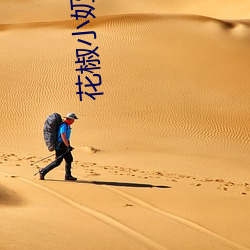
[65,175,77,181]
[39,170,45,180]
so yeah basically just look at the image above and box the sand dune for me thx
[1,14,249,179]
[1,1,250,249]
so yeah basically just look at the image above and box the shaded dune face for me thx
[0,184,23,206]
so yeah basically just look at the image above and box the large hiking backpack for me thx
[43,113,63,151]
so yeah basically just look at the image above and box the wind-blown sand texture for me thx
[1,1,250,249]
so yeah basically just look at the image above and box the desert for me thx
[1,1,250,249]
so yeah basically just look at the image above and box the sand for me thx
[1,0,250,249]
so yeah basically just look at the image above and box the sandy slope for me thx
[1,160,250,250]
[1,0,250,249]
[1,14,250,179]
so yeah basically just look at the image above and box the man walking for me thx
[39,112,78,181]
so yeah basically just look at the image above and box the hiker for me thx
[39,112,78,181]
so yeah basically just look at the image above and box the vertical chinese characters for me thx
[70,0,103,100]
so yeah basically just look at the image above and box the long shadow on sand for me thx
[78,180,171,189]
[47,179,171,189]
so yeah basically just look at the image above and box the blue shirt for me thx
[57,123,71,143]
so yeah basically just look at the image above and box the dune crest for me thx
[1,13,250,30]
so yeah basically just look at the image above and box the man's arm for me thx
[61,132,69,147]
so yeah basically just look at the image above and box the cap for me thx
[64,112,78,120]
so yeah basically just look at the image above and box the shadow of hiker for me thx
[76,180,171,189]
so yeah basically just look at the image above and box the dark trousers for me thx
[41,149,73,177]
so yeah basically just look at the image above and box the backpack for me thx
[43,113,63,151]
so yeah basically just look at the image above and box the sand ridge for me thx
[1,0,250,24]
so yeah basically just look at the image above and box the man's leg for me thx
[39,150,64,179]
[64,152,77,181]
